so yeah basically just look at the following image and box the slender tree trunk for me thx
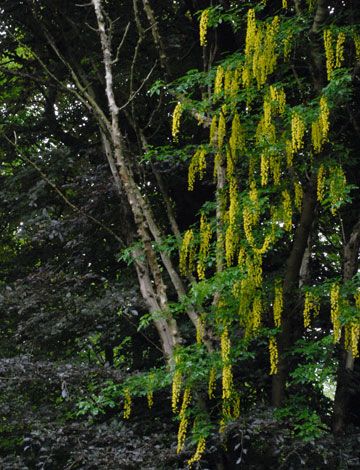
[333,218,360,432]
[271,174,317,406]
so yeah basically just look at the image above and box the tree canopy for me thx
[1,0,360,468]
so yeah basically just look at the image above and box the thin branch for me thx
[112,21,131,64]
[2,133,126,248]
[118,61,157,111]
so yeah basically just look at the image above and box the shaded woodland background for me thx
[1,0,360,468]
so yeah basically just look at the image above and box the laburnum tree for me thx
[1,0,360,467]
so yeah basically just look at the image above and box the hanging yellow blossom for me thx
[209,115,218,146]
[208,365,217,399]
[273,279,283,328]
[311,119,323,153]
[231,67,241,99]
[224,69,232,96]
[172,366,182,413]
[147,373,155,409]
[345,321,360,358]
[320,96,330,139]
[188,147,207,191]
[324,29,335,81]
[214,65,224,95]
[354,33,360,61]
[252,295,262,332]
[282,0,287,8]
[317,164,326,202]
[335,32,345,68]
[123,388,131,419]
[303,291,320,328]
[330,283,341,343]
[177,386,192,453]
[282,190,292,231]
[229,113,245,158]
[270,86,286,114]
[269,337,279,374]
[270,154,281,186]
[218,111,226,148]
[294,182,303,212]
[261,153,269,186]
[285,139,293,167]
[172,103,182,142]
[199,9,210,47]
[238,246,246,266]
[180,229,193,276]
[196,313,206,343]
[284,34,292,61]
[291,111,305,153]
[221,326,233,403]
[188,436,206,468]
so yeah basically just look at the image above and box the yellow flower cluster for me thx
[123,388,131,419]
[291,112,305,154]
[243,10,280,89]
[324,30,335,81]
[218,109,226,148]
[177,386,192,453]
[172,367,183,413]
[261,153,269,186]
[208,365,217,399]
[188,147,207,191]
[254,233,272,256]
[226,177,240,266]
[199,9,209,47]
[294,182,303,212]
[229,113,245,158]
[231,68,241,101]
[270,86,286,114]
[243,206,255,246]
[329,165,346,215]
[195,311,204,342]
[188,436,206,468]
[273,279,283,328]
[282,190,292,232]
[248,252,263,288]
[269,337,279,375]
[317,164,326,202]
[252,295,262,332]
[179,229,194,276]
[147,373,155,409]
[224,69,233,96]
[312,96,330,153]
[221,326,234,402]
[172,103,182,142]
[303,291,320,328]
[198,214,212,280]
[214,65,224,95]
[354,33,360,61]
[345,321,359,358]
[284,34,292,61]
[209,115,217,146]
[285,139,293,167]
[330,283,341,342]
[355,290,360,309]
[335,32,345,68]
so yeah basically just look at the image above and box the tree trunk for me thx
[333,218,360,432]
[271,174,317,406]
